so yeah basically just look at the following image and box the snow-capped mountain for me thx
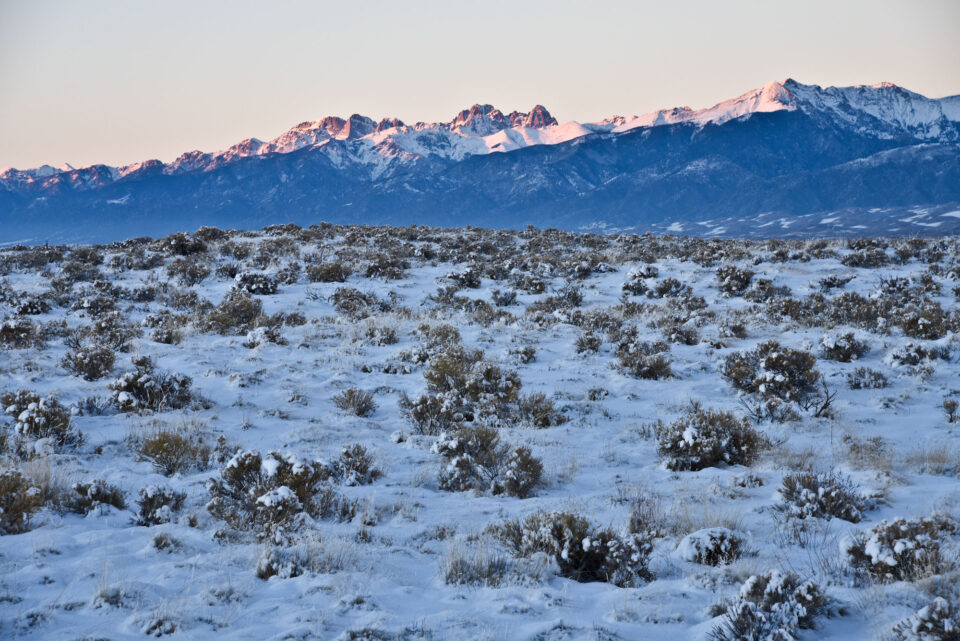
[2,79,959,241]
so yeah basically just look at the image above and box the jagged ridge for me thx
[4,79,958,193]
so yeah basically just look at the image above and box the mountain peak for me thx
[517,105,557,128]
[449,104,508,136]
[448,104,558,135]
[340,114,377,140]
[376,117,406,133]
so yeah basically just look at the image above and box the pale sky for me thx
[2,0,959,169]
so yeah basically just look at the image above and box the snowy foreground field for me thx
[2,225,959,641]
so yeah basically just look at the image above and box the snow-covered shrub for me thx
[219,240,251,261]
[779,471,866,522]
[414,322,461,356]
[891,596,960,641]
[650,277,691,299]
[333,388,377,417]
[256,546,310,580]
[491,288,517,307]
[819,332,868,362]
[631,265,659,281]
[412,348,522,428]
[275,262,300,285]
[743,278,792,303]
[890,342,951,369]
[446,266,482,289]
[655,404,765,471]
[576,332,602,354]
[900,302,951,340]
[720,323,748,340]
[433,425,507,493]
[166,257,211,285]
[722,341,820,405]
[155,231,207,256]
[66,480,126,514]
[818,275,854,292]
[944,399,959,424]
[503,446,543,499]
[205,291,264,334]
[512,345,536,364]
[69,247,104,265]
[710,570,827,641]
[86,311,142,351]
[525,286,584,317]
[463,360,523,418]
[215,262,240,280]
[0,470,43,534]
[716,265,755,296]
[59,260,103,284]
[621,269,652,296]
[517,392,565,428]
[12,296,48,315]
[193,225,228,242]
[425,345,483,392]
[512,273,546,294]
[109,357,195,413]
[0,317,36,348]
[326,444,382,486]
[71,294,117,317]
[234,271,278,295]
[494,511,652,586]
[242,323,286,348]
[399,392,463,436]
[135,486,186,526]
[137,429,211,475]
[364,253,409,280]
[166,288,211,313]
[842,247,889,268]
[664,319,701,346]
[676,528,745,566]
[362,321,398,346]
[147,321,183,345]
[847,367,889,390]
[432,425,542,498]
[305,261,348,283]
[329,286,392,320]
[845,515,956,583]
[616,338,673,380]
[61,345,115,381]
[1,390,80,448]
[207,450,354,540]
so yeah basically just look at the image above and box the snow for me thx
[1,222,959,640]
[674,528,737,563]
[255,486,296,507]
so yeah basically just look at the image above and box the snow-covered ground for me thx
[1,226,958,640]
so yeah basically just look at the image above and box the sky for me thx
[2,0,959,170]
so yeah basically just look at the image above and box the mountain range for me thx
[3,79,960,242]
